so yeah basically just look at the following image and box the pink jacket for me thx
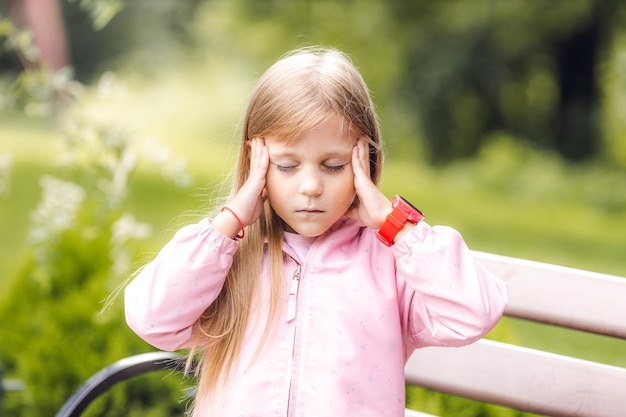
[125,217,507,417]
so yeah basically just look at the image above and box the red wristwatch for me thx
[375,195,424,246]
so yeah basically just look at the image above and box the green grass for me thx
[385,160,626,277]
[0,118,63,287]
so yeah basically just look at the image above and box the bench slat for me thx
[405,339,626,417]
[473,251,626,338]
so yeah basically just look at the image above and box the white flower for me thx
[97,71,127,99]
[111,213,152,246]
[29,175,85,243]
[141,137,193,187]
[110,213,152,276]
[109,147,137,204]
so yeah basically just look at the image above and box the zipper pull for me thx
[286,263,302,322]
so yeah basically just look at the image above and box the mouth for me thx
[297,209,324,214]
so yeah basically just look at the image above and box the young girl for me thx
[125,47,507,417]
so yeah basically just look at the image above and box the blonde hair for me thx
[188,46,383,411]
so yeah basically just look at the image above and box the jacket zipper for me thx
[287,262,302,322]
[286,259,302,416]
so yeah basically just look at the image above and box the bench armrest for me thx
[55,351,182,417]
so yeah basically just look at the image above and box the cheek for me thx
[265,166,289,186]
[345,168,356,188]
[264,171,298,212]
[264,171,282,199]
[333,172,356,199]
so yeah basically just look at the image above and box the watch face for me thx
[394,195,424,222]
[398,196,421,213]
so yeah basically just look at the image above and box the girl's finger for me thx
[358,137,370,179]
[250,137,269,176]
[352,137,370,180]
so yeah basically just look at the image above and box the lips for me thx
[297,209,324,213]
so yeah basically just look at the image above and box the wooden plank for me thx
[405,339,626,417]
[473,251,626,338]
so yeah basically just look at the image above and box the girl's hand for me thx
[213,137,269,238]
[347,138,391,229]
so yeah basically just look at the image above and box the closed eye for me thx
[323,163,348,173]
[272,162,297,172]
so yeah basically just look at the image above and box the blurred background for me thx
[0,0,625,416]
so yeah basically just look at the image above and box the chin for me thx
[290,225,328,237]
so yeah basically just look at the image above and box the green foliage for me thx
[395,0,604,162]
[406,385,534,417]
[457,133,626,212]
[0,11,79,116]
[0,1,196,415]
[0,120,190,416]
[69,0,125,30]
[5,66,79,116]
[601,27,626,167]
[0,252,188,417]
[0,15,37,63]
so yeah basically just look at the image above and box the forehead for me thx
[265,116,356,157]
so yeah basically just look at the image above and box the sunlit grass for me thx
[0,116,63,286]
[384,157,626,277]
[66,63,250,178]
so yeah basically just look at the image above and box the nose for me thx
[298,171,323,196]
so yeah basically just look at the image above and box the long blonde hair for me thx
[188,46,383,410]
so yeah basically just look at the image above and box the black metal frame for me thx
[55,351,182,417]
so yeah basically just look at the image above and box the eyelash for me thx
[274,164,346,173]
[276,165,295,172]
[324,164,345,172]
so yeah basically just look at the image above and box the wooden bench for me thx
[56,252,626,417]
[406,251,626,417]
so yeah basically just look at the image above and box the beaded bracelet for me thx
[221,207,245,239]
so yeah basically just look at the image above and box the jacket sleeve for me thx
[124,218,238,351]
[392,221,508,349]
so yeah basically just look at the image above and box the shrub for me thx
[0,120,190,416]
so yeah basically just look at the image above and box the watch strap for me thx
[375,195,423,246]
